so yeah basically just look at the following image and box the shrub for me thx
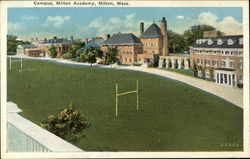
[237,83,243,88]
[162,59,166,68]
[62,52,73,59]
[133,63,142,66]
[40,103,90,143]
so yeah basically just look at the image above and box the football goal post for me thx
[115,80,139,117]
[9,56,23,70]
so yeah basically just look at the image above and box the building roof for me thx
[44,38,73,45]
[17,44,37,49]
[101,33,141,46]
[140,23,163,38]
[192,35,243,49]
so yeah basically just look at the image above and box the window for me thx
[217,39,222,45]
[197,59,203,64]
[221,61,226,67]
[227,39,234,45]
[229,61,235,68]
[225,51,229,55]
[239,51,243,56]
[239,62,243,69]
[212,60,218,66]
[205,60,210,65]
[208,39,213,45]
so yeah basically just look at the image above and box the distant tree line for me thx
[168,24,223,54]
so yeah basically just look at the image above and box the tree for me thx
[105,47,119,66]
[48,46,57,59]
[183,24,216,47]
[79,47,103,66]
[40,103,90,143]
[69,41,85,58]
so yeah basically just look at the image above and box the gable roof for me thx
[101,33,141,46]
[140,23,163,38]
[192,35,243,49]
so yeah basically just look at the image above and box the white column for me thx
[178,60,182,69]
[165,58,169,68]
[158,59,163,68]
[171,59,175,69]
[234,74,237,86]
[184,59,189,69]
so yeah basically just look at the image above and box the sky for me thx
[8,7,243,41]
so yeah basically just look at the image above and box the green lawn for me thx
[7,59,243,151]
[160,68,194,77]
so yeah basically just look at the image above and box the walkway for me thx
[10,55,243,108]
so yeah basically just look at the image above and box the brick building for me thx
[101,17,169,64]
[38,37,73,58]
[190,34,243,87]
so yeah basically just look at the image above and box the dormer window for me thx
[239,37,243,45]
[217,39,222,45]
[227,39,234,45]
[208,39,213,45]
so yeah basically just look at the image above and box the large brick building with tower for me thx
[101,17,170,64]
[190,33,243,87]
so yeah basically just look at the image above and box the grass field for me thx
[7,59,243,151]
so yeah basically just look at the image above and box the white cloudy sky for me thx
[8,7,243,40]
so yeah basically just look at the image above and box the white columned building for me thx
[214,69,237,87]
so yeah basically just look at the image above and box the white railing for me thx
[7,102,84,152]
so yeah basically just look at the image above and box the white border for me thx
[1,0,249,158]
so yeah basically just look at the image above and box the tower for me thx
[140,22,144,36]
[160,17,169,56]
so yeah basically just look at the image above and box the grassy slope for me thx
[7,60,243,151]
[160,68,194,77]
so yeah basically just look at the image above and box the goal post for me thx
[115,80,139,117]
[9,55,23,70]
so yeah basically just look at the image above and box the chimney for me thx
[160,17,169,56]
[71,36,74,41]
[105,34,110,40]
[140,22,144,36]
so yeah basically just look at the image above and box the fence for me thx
[6,102,84,152]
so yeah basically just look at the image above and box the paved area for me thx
[10,55,243,108]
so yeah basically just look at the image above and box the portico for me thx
[214,69,237,87]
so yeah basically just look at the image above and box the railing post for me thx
[116,83,118,117]
[10,56,11,70]
[137,80,139,110]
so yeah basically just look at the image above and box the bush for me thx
[133,63,142,66]
[7,52,17,55]
[62,52,73,59]
[237,83,243,88]
[40,103,90,143]
[162,59,166,68]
